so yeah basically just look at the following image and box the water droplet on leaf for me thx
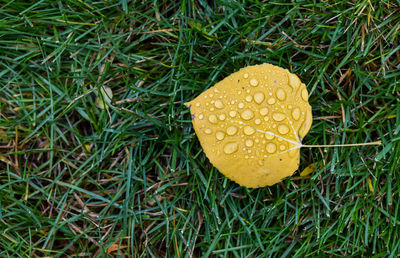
[250,78,258,86]
[254,92,265,104]
[224,142,238,154]
[208,115,218,124]
[241,109,254,120]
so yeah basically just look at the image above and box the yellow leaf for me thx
[300,163,316,177]
[186,64,312,188]
[95,85,113,109]
[368,176,374,192]
[83,144,91,153]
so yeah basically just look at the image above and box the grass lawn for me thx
[1,0,400,256]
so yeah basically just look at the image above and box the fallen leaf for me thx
[95,85,113,109]
[186,63,312,188]
[368,176,374,192]
[107,243,127,254]
[83,143,92,153]
[300,163,316,177]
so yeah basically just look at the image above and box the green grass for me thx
[0,0,399,256]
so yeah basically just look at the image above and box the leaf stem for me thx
[301,141,382,148]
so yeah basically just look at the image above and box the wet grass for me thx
[0,0,399,256]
